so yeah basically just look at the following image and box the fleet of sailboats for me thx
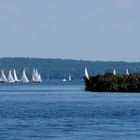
[0,68,74,83]
[0,69,42,83]
[85,68,130,78]
[0,67,132,84]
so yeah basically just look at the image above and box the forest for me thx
[85,73,140,92]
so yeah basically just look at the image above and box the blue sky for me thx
[0,0,140,61]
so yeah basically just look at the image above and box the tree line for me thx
[85,73,140,92]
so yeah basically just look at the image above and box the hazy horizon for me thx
[0,0,140,61]
[0,57,139,63]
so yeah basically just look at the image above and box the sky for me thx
[0,0,140,62]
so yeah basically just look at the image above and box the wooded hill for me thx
[0,58,140,80]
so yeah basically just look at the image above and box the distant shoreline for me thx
[0,58,140,81]
[0,57,140,63]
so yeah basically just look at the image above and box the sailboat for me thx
[113,69,116,75]
[0,70,8,82]
[62,78,67,82]
[68,74,71,81]
[32,69,42,83]
[85,67,90,80]
[8,70,15,83]
[21,69,29,83]
[36,69,42,82]
[13,69,19,82]
[126,69,129,75]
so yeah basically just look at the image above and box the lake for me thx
[0,81,140,140]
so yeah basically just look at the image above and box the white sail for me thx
[85,67,90,80]
[32,69,42,83]
[0,70,8,82]
[126,69,129,75]
[38,74,42,82]
[68,74,71,81]
[35,69,40,81]
[21,69,29,83]
[32,69,37,82]
[8,70,15,83]
[113,69,116,75]
[35,69,39,76]
[13,69,19,82]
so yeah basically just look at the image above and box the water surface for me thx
[0,82,140,140]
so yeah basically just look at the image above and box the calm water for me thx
[0,82,140,140]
